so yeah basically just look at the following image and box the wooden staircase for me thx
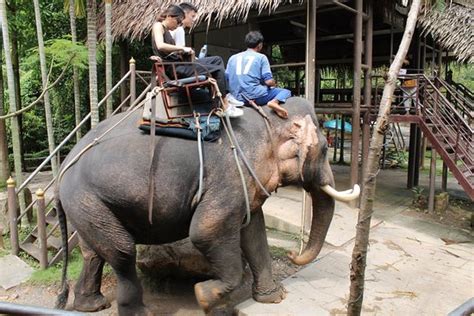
[6,63,152,268]
[417,75,473,199]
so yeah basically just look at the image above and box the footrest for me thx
[164,75,207,88]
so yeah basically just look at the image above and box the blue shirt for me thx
[226,49,273,102]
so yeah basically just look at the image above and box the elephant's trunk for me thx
[287,143,360,266]
[287,186,335,266]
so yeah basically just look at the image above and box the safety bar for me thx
[0,301,82,315]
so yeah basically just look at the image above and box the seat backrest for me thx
[148,56,218,119]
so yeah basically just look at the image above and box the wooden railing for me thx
[7,59,153,268]
[417,74,473,199]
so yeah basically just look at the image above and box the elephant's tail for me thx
[54,198,70,309]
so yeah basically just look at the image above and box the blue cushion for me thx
[165,75,207,87]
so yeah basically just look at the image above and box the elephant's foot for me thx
[253,282,287,304]
[194,280,227,313]
[118,305,153,316]
[73,292,110,312]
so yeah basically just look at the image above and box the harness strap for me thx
[148,66,158,224]
[194,112,204,202]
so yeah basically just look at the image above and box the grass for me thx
[269,245,289,258]
[1,227,111,285]
[28,248,84,285]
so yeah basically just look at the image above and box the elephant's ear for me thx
[288,115,319,181]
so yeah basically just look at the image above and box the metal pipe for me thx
[35,189,48,269]
[0,301,82,315]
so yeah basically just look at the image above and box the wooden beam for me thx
[350,0,363,201]
[303,0,317,241]
[362,0,373,186]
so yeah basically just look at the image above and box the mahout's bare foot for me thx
[267,101,288,119]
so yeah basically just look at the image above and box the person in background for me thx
[226,31,291,119]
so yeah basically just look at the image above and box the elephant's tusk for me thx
[320,184,360,202]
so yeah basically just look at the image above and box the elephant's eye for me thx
[322,143,328,156]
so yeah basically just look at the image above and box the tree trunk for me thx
[87,0,99,128]
[0,0,23,195]
[0,37,10,183]
[347,1,421,315]
[69,0,82,142]
[8,2,23,172]
[105,0,113,117]
[33,0,58,176]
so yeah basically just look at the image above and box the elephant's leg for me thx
[241,208,287,303]
[73,237,110,312]
[75,209,148,316]
[190,204,243,313]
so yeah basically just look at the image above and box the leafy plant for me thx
[412,186,427,210]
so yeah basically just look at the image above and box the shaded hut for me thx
[97,0,473,201]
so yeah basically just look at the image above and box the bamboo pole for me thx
[347,1,421,314]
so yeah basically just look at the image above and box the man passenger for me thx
[226,31,291,119]
[169,2,197,47]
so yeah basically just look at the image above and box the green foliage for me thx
[23,37,89,71]
[451,64,474,91]
[63,0,86,19]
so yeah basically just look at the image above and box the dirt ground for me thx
[403,201,473,232]
[0,251,301,315]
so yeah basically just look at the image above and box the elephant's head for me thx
[275,99,360,265]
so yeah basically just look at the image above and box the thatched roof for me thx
[98,0,303,42]
[419,2,473,63]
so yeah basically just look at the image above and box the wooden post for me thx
[302,0,317,235]
[35,189,48,269]
[350,0,363,204]
[361,0,373,181]
[7,177,19,255]
[333,115,338,162]
[414,126,422,186]
[339,116,345,163]
[428,149,436,212]
[441,162,448,192]
[129,57,136,108]
[119,41,130,104]
[407,124,416,188]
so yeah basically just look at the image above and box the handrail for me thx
[436,78,473,116]
[420,74,473,132]
[17,70,132,193]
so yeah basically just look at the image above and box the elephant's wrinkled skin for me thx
[55,97,352,315]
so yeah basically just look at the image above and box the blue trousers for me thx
[253,87,291,105]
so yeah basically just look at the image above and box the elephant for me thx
[54,96,359,315]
